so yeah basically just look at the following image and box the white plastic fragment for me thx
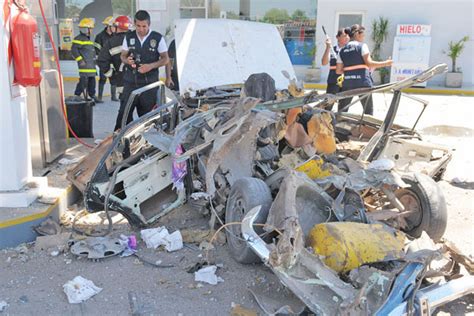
[194,265,224,285]
[368,158,395,171]
[0,301,8,312]
[63,276,102,304]
[140,227,183,252]
[58,157,81,165]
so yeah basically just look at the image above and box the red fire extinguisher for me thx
[11,5,42,87]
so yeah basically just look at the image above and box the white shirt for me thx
[336,41,370,64]
[121,30,168,53]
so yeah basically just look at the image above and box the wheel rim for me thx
[226,192,247,250]
[396,189,423,231]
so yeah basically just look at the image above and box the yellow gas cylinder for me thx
[308,222,405,273]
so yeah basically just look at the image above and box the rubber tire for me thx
[225,177,272,264]
[396,173,448,242]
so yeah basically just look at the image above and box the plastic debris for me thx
[63,276,102,304]
[368,158,395,171]
[58,157,81,165]
[0,301,8,312]
[172,145,187,191]
[194,265,224,285]
[140,227,183,252]
[119,235,138,257]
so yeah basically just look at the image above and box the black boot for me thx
[98,82,104,102]
[111,85,118,101]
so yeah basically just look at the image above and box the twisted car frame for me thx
[67,18,471,314]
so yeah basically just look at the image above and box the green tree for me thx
[291,9,307,21]
[65,5,81,18]
[226,11,240,20]
[111,0,132,15]
[262,8,290,24]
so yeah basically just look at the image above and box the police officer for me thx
[71,18,101,103]
[336,24,392,114]
[116,10,170,131]
[95,16,116,102]
[321,27,350,110]
[97,16,131,103]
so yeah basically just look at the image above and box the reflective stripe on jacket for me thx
[71,32,97,77]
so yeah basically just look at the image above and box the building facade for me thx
[316,0,473,87]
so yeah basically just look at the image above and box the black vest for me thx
[327,45,341,84]
[124,30,163,85]
[339,41,372,88]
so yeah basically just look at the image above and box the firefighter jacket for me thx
[97,32,129,87]
[71,32,97,77]
[95,27,112,55]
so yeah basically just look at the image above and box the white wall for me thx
[316,0,474,86]
[0,5,33,191]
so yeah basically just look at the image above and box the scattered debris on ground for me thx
[63,276,102,304]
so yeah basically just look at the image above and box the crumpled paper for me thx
[63,276,102,304]
[194,265,224,285]
[140,227,183,252]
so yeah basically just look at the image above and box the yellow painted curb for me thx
[303,83,474,96]
[401,87,474,96]
[0,186,73,229]
[64,77,168,82]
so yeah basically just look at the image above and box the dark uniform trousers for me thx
[337,41,374,115]
[114,30,164,131]
[74,76,96,97]
[325,45,343,111]
[95,28,113,98]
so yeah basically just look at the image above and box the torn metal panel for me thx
[314,168,407,192]
[308,222,406,273]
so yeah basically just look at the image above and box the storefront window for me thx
[206,0,317,65]
[57,0,136,60]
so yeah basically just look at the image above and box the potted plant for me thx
[371,17,390,84]
[444,36,469,88]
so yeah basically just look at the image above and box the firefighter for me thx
[336,24,392,114]
[116,10,170,131]
[71,18,102,103]
[95,16,116,101]
[321,27,349,110]
[97,16,131,102]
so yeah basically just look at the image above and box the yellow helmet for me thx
[78,18,95,29]
[102,16,114,26]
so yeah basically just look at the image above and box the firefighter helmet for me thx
[103,16,114,26]
[114,16,131,30]
[78,18,95,29]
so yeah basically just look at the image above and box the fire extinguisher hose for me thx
[37,0,94,148]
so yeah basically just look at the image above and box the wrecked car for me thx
[66,18,470,314]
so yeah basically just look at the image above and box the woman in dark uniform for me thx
[336,24,392,115]
[321,28,350,95]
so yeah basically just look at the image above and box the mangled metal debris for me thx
[65,63,473,313]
